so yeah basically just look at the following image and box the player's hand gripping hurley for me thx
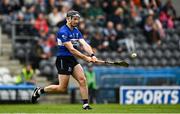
[95,59,129,67]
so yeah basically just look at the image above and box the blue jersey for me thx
[56,25,83,56]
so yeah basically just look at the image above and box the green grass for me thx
[0,104,180,114]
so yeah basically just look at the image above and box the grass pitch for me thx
[0,104,180,114]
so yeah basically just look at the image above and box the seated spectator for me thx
[48,7,62,27]
[159,11,174,29]
[167,15,174,29]
[108,7,124,25]
[163,0,177,20]
[0,0,13,15]
[115,23,126,39]
[15,64,36,85]
[108,34,119,51]
[15,12,29,35]
[120,0,132,27]
[129,0,142,26]
[46,33,56,47]
[90,32,104,52]
[24,4,35,23]
[87,1,105,20]
[143,10,165,46]
[103,21,117,40]
[56,4,70,27]
[34,0,47,14]
[115,23,126,52]
[36,33,56,60]
[38,29,48,40]
[34,12,49,34]
[46,33,57,56]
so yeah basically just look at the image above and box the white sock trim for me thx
[83,103,89,108]
[37,89,41,95]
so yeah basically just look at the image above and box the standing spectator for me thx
[85,64,97,104]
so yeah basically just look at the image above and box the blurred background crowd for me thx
[0,0,179,54]
[0,0,180,103]
[0,0,180,80]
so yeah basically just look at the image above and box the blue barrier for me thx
[92,67,180,103]
[93,67,180,87]
[0,85,35,102]
[0,85,35,90]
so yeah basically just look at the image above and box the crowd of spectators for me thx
[0,0,178,69]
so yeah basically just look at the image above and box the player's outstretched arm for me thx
[63,41,93,62]
[78,39,97,62]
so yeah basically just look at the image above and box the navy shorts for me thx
[56,56,79,75]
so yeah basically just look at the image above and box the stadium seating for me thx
[0,67,34,102]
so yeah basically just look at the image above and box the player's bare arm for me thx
[79,39,98,62]
[63,41,93,62]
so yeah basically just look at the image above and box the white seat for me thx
[9,90,16,100]
[18,90,30,100]
[0,67,10,76]
[0,90,10,100]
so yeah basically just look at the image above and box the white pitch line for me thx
[0,111,180,114]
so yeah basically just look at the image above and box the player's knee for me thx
[78,77,86,86]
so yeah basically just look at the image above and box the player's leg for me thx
[72,64,92,110]
[31,74,70,103]
[43,74,70,93]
